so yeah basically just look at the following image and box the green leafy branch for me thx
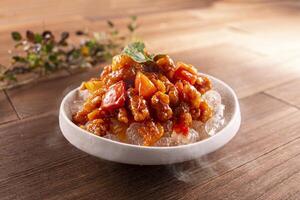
[0,16,138,89]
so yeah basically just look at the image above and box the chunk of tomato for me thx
[101,81,126,111]
[135,72,157,98]
[174,68,197,85]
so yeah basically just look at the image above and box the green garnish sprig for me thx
[122,41,166,64]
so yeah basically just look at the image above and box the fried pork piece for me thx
[159,75,179,105]
[86,119,109,136]
[151,91,173,121]
[73,110,88,125]
[101,55,140,87]
[127,88,150,121]
[173,102,192,127]
[86,108,107,121]
[199,101,213,122]
[167,85,179,105]
[138,121,164,146]
[118,108,129,124]
[112,54,142,71]
[174,102,190,116]
[155,55,176,79]
[190,107,201,120]
[179,112,193,127]
[100,65,112,79]
[147,74,166,93]
[103,66,136,86]
[72,88,107,125]
[195,76,212,94]
[175,80,202,108]
[183,82,202,108]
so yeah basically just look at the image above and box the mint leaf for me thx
[122,41,153,63]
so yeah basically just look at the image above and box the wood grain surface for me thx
[0,0,300,200]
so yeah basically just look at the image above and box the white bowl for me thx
[59,74,241,165]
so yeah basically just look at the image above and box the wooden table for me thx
[1,1,300,199]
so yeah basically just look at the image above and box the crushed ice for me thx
[154,89,226,146]
[70,89,90,114]
[126,123,144,145]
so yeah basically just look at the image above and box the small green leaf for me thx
[122,41,153,63]
[43,44,54,53]
[12,56,27,63]
[86,40,96,49]
[11,32,22,41]
[34,33,43,43]
[48,54,57,62]
[71,49,80,59]
[27,53,40,68]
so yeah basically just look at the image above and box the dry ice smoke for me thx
[166,155,219,183]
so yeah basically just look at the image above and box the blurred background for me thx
[1,0,300,119]
[0,1,300,199]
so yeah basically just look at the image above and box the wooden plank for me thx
[256,171,300,200]
[225,12,300,56]
[0,2,300,200]
[0,113,91,200]
[0,0,216,28]
[0,113,85,181]
[171,44,300,98]
[0,94,298,199]
[182,138,300,200]
[265,78,300,108]
[5,66,102,118]
[0,90,18,124]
